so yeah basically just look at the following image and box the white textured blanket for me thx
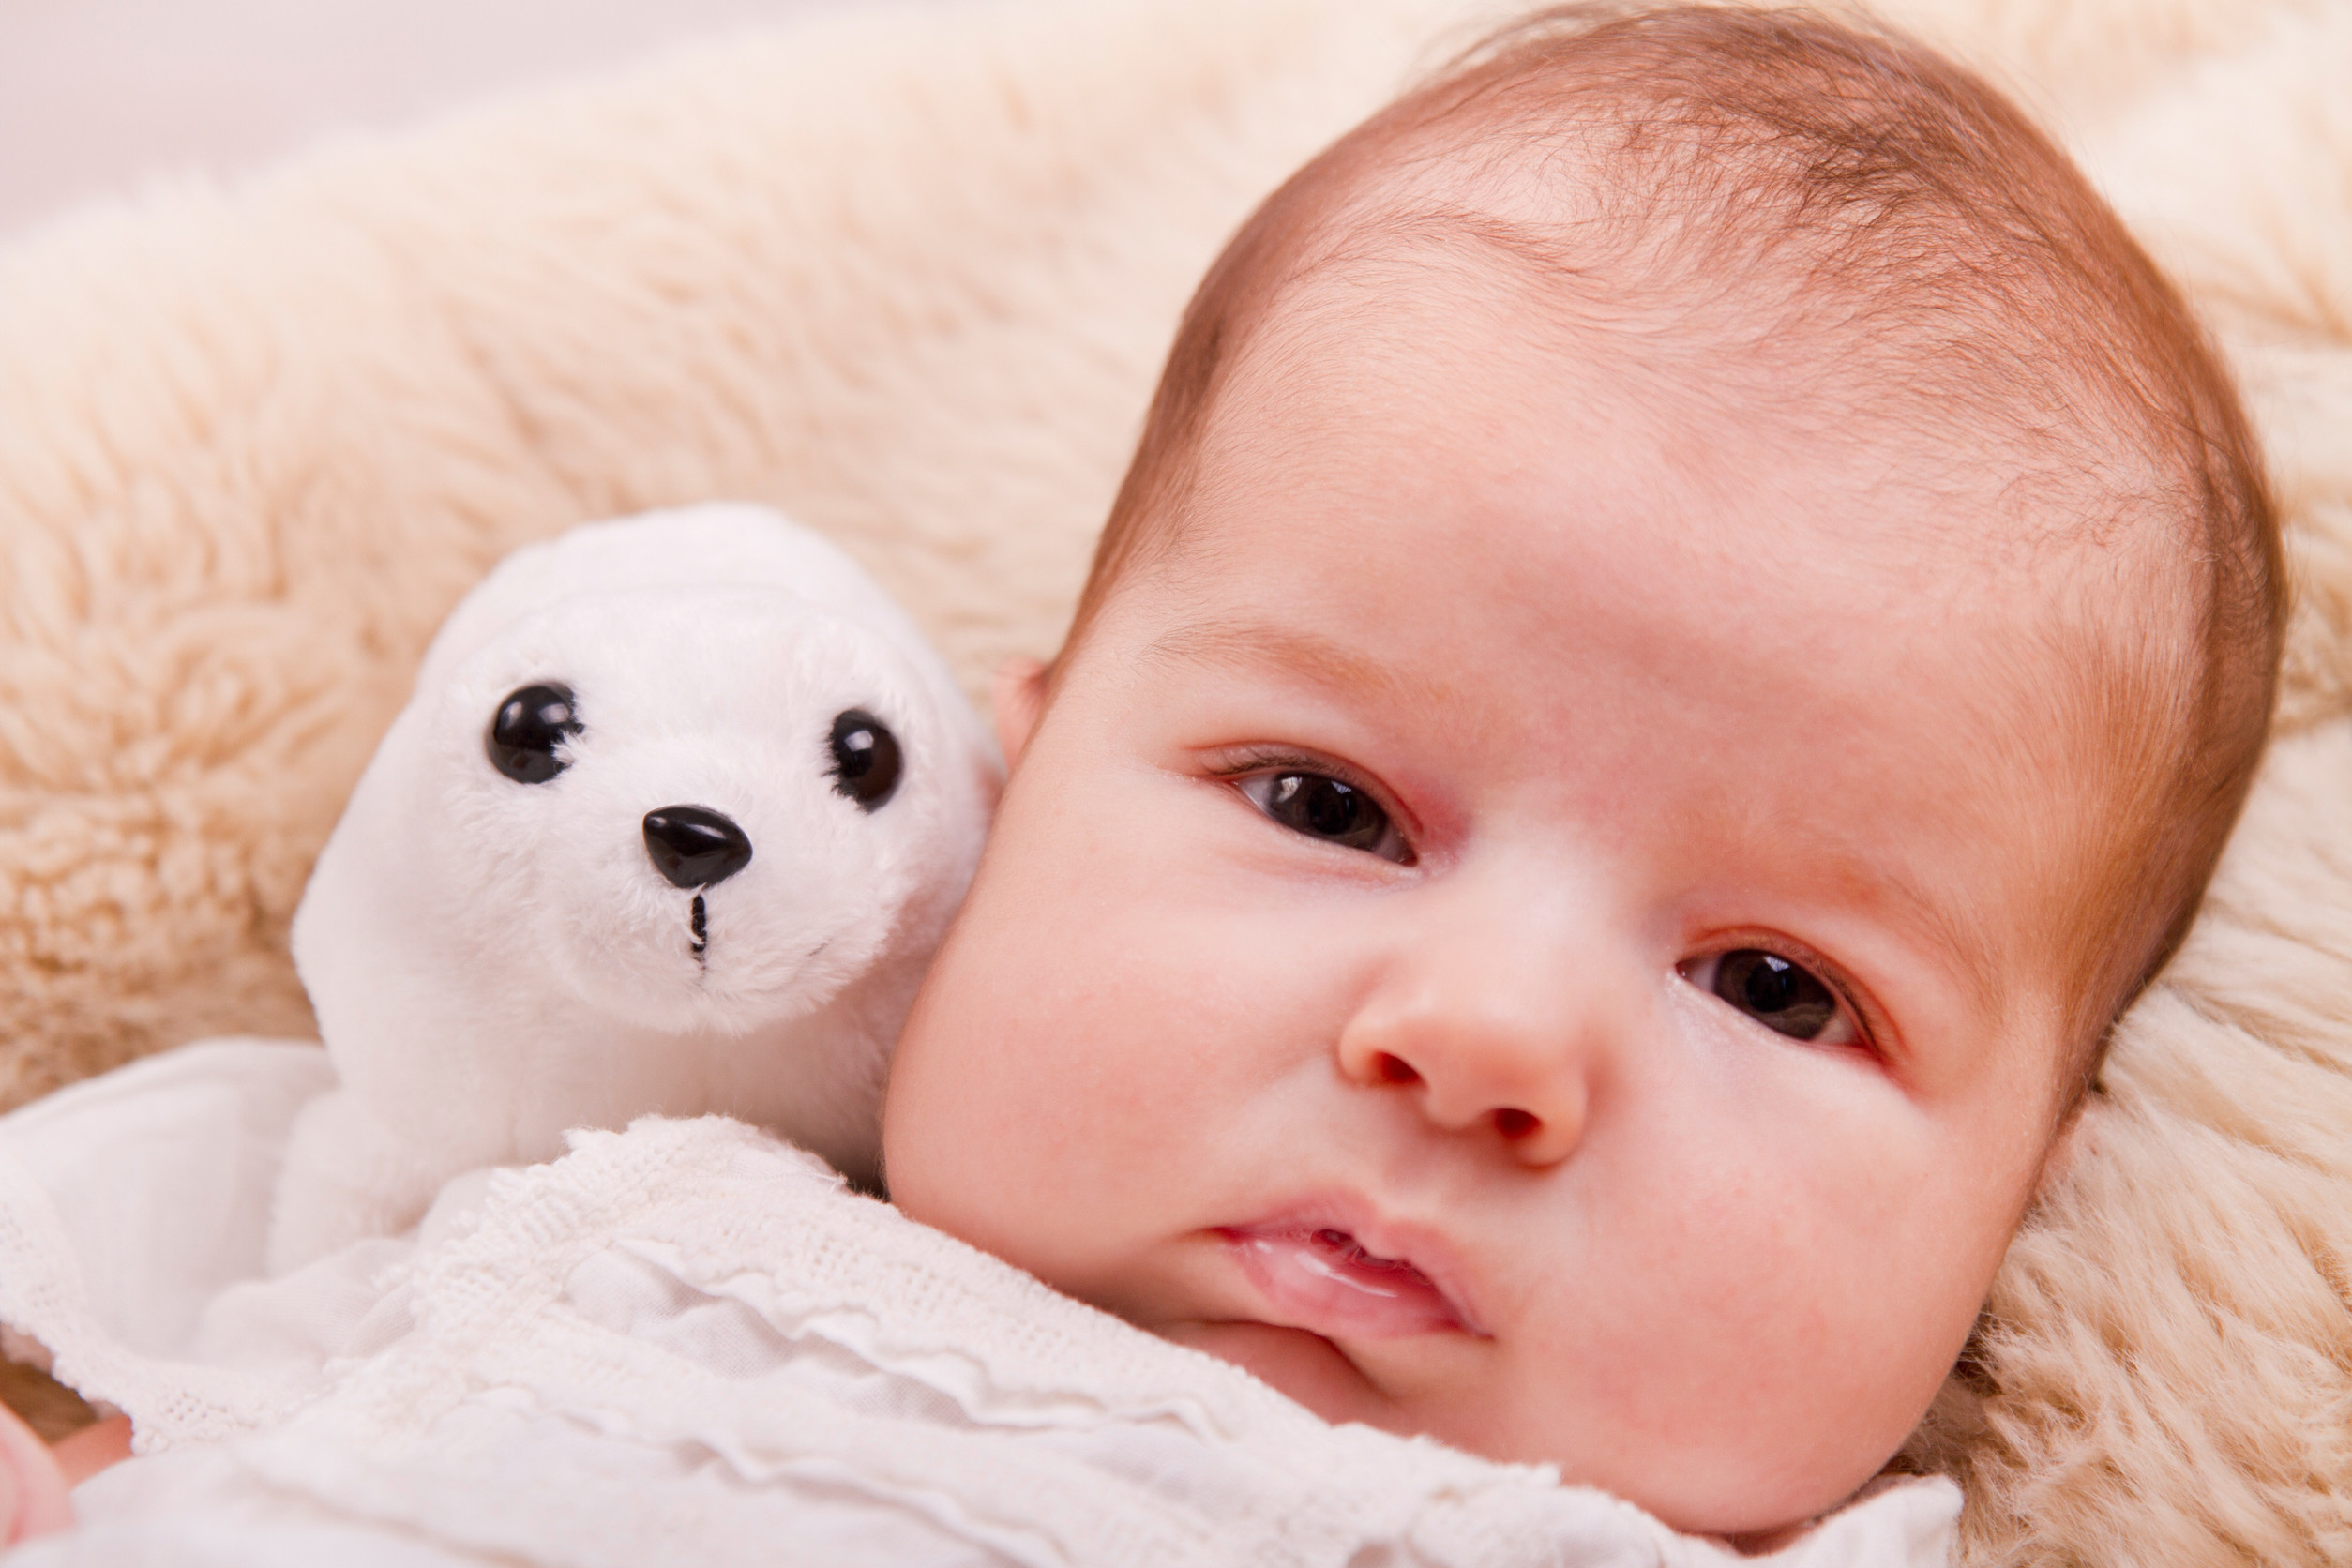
[0,1042,1957,1565]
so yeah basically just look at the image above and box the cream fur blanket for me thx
[1,0,2347,1560]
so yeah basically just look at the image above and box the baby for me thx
[880,0,2282,1545]
[0,0,2284,1554]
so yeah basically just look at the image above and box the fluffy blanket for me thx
[3,0,2350,1560]
[0,1042,1957,1565]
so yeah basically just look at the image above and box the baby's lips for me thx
[1219,1222,1484,1339]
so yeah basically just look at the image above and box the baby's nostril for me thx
[1493,1108,1538,1138]
[642,806,753,889]
[1375,1052,1421,1086]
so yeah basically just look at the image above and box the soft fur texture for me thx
[265,504,995,1272]
[0,0,2347,1560]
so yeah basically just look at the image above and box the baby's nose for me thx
[1335,874,1626,1168]
[1340,1021,1591,1168]
[642,806,753,889]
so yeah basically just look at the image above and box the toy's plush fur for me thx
[266,505,996,1272]
[1,0,2348,1560]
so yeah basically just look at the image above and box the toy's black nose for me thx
[642,806,753,889]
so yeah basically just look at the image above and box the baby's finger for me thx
[53,1414,132,1485]
[0,1398,74,1544]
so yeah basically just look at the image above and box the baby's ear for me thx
[992,657,1049,769]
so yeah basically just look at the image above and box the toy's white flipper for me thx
[267,1090,462,1278]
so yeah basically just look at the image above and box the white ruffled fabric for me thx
[0,1041,1959,1566]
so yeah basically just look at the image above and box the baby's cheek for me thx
[883,918,1111,1247]
[1494,1066,1960,1515]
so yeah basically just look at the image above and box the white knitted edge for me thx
[0,1145,310,1450]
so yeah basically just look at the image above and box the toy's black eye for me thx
[487,684,581,784]
[1704,949,1851,1044]
[829,709,902,810]
[1238,771,1408,862]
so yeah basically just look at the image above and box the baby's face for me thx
[884,279,2094,1535]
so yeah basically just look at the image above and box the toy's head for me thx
[292,505,997,1168]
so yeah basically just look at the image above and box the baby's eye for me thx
[1685,949,1857,1047]
[1236,771,1409,863]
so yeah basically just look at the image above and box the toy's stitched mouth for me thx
[690,895,708,963]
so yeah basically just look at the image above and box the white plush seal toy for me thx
[264,503,999,1274]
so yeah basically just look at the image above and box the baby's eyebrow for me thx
[1137,618,1452,709]
[1800,835,2007,1033]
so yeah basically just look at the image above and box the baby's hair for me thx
[1066,2,2282,1097]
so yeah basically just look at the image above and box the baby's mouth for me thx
[1219,1224,1477,1339]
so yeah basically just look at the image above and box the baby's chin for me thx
[1155,1319,1404,1431]
[1157,1318,1855,1545]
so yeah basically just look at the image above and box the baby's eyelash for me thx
[1202,747,1392,806]
[1204,746,1344,781]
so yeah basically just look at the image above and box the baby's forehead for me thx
[1212,252,2142,639]
[1220,223,2165,593]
